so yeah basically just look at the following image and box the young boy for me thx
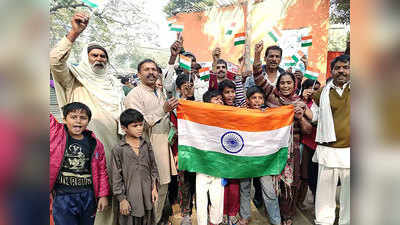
[195,89,225,225]
[239,87,282,225]
[111,109,159,225]
[218,80,242,225]
[176,73,195,101]
[192,63,209,102]
[50,102,109,225]
[174,73,197,225]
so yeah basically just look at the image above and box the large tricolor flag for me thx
[199,67,210,80]
[177,100,293,178]
[301,35,312,47]
[234,32,246,46]
[179,55,191,71]
[304,68,320,80]
[268,26,282,43]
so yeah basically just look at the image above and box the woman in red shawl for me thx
[253,41,312,225]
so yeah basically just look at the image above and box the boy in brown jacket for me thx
[111,109,159,225]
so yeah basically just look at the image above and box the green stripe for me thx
[301,42,312,47]
[292,55,299,63]
[171,27,183,32]
[304,73,318,80]
[178,145,288,178]
[82,0,98,7]
[200,74,210,80]
[234,40,245,46]
[284,62,296,67]
[268,32,278,42]
[179,62,191,70]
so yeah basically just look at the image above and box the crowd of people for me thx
[49,13,350,225]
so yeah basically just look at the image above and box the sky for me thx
[142,0,176,49]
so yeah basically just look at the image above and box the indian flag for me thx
[304,68,319,80]
[291,50,305,63]
[179,55,191,71]
[168,19,176,27]
[268,26,282,43]
[226,22,236,35]
[177,100,293,178]
[227,62,239,74]
[170,24,184,32]
[234,32,246,46]
[81,0,105,8]
[199,67,210,80]
[284,57,296,68]
[301,35,312,47]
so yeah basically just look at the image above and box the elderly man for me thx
[312,54,350,225]
[50,12,123,225]
[125,59,178,225]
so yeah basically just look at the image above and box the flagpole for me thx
[312,79,317,89]
[243,0,253,73]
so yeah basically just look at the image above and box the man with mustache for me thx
[209,47,229,90]
[125,59,179,225]
[50,12,124,225]
[209,48,247,107]
[244,45,285,89]
[312,54,350,225]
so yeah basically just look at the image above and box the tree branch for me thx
[50,3,92,13]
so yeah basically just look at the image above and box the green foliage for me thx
[330,0,350,24]
[163,0,214,17]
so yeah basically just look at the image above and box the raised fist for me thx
[212,47,221,61]
[71,12,89,35]
[254,40,264,56]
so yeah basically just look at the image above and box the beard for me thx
[90,61,106,74]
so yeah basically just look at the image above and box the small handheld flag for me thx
[225,22,236,35]
[199,67,210,80]
[301,35,312,47]
[268,26,282,43]
[304,68,319,80]
[291,50,305,63]
[81,0,106,8]
[170,24,184,32]
[168,19,176,27]
[179,55,192,71]
[234,32,246,46]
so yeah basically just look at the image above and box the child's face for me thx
[155,78,163,90]
[248,93,265,109]
[123,121,144,138]
[177,81,194,99]
[222,87,235,106]
[63,110,89,139]
[210,95,223,105]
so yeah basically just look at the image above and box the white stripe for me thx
[180,58,191,67]
[234,36,246,42]
[171,24,184,29]
[199,71,210,76]
[178,119,291,157]
[305,71,319,77]
[302,39,312,44]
